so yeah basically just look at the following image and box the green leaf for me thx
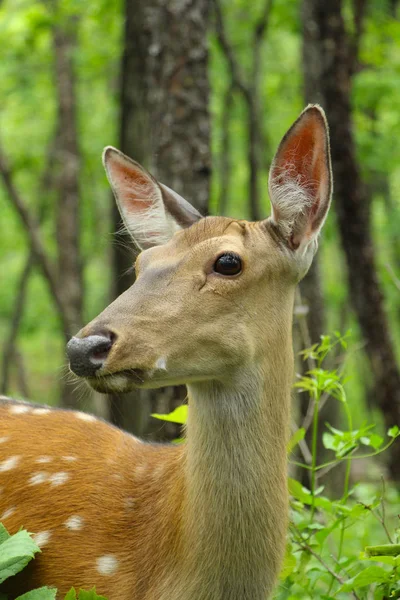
[151,404,188,424]
[279,545,297,579]
[77,589,108,600]
[0,524,11,545]
[388,425,399,438]
[362,554,398,566]
[322,432,336,451]
[365,544,400,557]
[338,565,391,591]
[0,529,41,583]
[361,434,383,449]
[288,478,311,503]
[64,590,77,600]
[287,428,305,454]
[16,588,57,600]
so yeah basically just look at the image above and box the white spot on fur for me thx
[33,531,51,547]
[125,497,135,509]
[155,357,167,371]
[76,412,96,422]
[32,408,51,415]
[49,472,69,486]
[29,472,49,485]
[0,456,20,472]
[96,554,119,575]
[62,456,77,462]
[113,473,123,481]
[1,507,15,520]
[9,404,30,415]
[65,515,84,531]
[0,437,9,444]
[36,456,53,464]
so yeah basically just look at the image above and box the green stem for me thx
[310,392,320,521]
[328,394,353,595]
[289,436,398,471]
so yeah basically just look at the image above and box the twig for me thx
[212,0,250,101]
[291,422,312,464]
[0,254,34,394]
[0,146,70,338]
[291,523,362,600]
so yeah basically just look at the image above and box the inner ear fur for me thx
[103,147,202,250]
[268,104,332,250]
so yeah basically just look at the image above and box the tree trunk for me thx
[299,0,342,491]
[316,0,400,479]
[109,0,211,438]
[52,12,84,408]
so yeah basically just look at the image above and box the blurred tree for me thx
[52,5,84,408]
[212,0,273,220]
[297,0,329,486]
[0,2,83,409]
[315,0,400,479]
[109,0,211,437]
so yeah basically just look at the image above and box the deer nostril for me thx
[67,332,116,378]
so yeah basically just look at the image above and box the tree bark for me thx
[109,0,211,438]
[299,0,342,491]
[52,11,84,409]
[53,21,83,336]
[316,0,400,479]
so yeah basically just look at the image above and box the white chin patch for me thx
[106,374,131,391]
[155,357,167,371]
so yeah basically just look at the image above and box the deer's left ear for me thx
[103,147,202,250]
[268,105,332,251]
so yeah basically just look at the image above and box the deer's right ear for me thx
[268,105,332,252]
[103,147,202,250]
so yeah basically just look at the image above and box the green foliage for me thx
[278,335,400,599]
[151,404,188,424]
[0,524,108,600]
[0,523,40,584]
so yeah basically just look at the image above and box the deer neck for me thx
[179,335,293,600]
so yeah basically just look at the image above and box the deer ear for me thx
[103,147,202,250]
[268,105,332,251]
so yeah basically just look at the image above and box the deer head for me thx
[67,105,331,393]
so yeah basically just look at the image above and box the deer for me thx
[0,105,331,600]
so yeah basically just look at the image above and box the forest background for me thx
[0,0,400,596]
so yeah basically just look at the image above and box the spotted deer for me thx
[0,105,331,600]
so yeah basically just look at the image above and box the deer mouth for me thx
[86,368,147,393]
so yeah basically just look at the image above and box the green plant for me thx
[279,333,400,599]
[0,523,107,600]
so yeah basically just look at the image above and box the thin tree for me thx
[315,0,400,479]
[109,0,211,437]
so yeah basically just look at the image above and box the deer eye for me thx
[213,253,242,276]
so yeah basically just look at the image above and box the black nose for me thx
[67,333,114,377]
